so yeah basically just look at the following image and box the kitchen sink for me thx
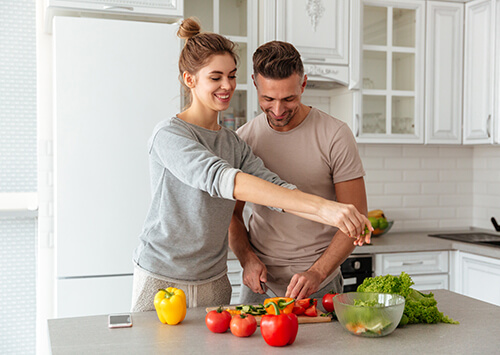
[428,232,500,248]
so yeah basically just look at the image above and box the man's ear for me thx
[301,74,308,92]
[252,74,257,89]
[183,71,196,89]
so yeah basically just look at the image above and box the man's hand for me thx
[242,254,268,294]
[285,270,322,299]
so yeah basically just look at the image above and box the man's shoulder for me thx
[309,107,346,127]
[236,112,267,139]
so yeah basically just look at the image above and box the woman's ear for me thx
[183,71,196,89]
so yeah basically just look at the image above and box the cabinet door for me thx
[184,0,258,127]
[375,251,449,276]
[425,2,464,144]
[355,0,425,143]
[458,252,500,307]
[411,274,449,291]
[463,0,494,144]
[275,0,348,64]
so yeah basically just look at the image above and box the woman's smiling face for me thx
[189,53,237,114]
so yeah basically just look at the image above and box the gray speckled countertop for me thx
[48,290,500,354]
[352,228,500,259]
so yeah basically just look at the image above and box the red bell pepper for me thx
[261,301,299,347]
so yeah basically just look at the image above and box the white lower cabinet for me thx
[454,252,500,306]
[227,252,243,305]
[375,251,449,291]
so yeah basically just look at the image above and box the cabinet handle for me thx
[401,261,424,266]
[355,114,360,137]
[103,6,134,11]
[487,114,491,138]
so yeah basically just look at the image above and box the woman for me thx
[131,17,372,311]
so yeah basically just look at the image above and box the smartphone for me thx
[108,314,133,329]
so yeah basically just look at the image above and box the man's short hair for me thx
[253,41,304,80]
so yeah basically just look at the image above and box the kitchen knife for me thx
[260,281,279,298]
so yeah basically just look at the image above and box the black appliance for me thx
[340,254,374,292]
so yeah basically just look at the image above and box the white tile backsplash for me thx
[360,144,475,232]
[473,146,500,229]
[361,144,500,232]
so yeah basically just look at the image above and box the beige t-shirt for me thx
[237,107,365,295]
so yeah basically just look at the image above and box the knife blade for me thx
[260,281,279,298]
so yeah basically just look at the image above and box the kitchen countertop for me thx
[48,290,498,354]
[353,228,500,259]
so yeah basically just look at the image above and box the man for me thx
[229,41,369,303]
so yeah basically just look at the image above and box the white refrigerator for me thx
[52,16,181,317]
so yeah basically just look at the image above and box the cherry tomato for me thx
[322,292,338,313]
[205,306,232,333]
[229,314,257,337]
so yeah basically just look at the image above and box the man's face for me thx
[253,73,307,131]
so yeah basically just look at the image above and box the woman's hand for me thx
[319,201,373,244]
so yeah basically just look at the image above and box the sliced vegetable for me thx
[235,304,267,316]
[261,301,299,347]
[292,298,314,315]
[304,304,318,317]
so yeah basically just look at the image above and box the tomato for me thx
[229,314,257,337]
[205,306,232,333]
[322,291,338,313]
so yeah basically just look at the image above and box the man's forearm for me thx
[307,230,356,281]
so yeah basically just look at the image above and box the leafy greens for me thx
[357,272,459,325]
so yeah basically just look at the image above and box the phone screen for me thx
[108,314,132,328]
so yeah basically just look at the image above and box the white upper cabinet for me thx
[262,0,356,87]
[275,0,348,64]
[44,0,183,32]
[354,0,425,143]
[463,0,495,144]
[185,0,258,128]
[425,1,464,144]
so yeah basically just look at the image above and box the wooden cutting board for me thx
[205,305,332,325]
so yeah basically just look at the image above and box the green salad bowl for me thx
[334,292,405,337]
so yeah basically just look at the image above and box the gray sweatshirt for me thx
[133,117,294,282]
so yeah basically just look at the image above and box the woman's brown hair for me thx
[177,17,239,105]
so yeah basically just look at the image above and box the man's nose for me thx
[272,101,285,116]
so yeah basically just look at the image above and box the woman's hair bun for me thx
[177,17,201,40]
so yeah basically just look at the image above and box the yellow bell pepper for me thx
[154,287,187,325]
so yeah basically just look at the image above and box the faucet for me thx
[492,217,500,232]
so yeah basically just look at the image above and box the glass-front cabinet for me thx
[354,0,425,143]
[184,0,257,130]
